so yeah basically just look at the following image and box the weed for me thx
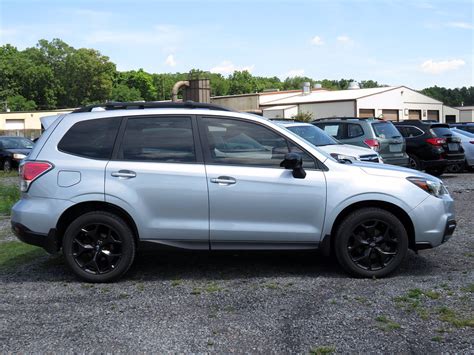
[376,315,401,331]
[461,284,474,293]
[171,279,182,287]
[191,287,201,295]
[136,282,145,291]
[119,293,129,299]
[0,184,20,215]
[437,307,474,328]
[309,346,335,354]
[205,282,223,293]
[431,336,443,342]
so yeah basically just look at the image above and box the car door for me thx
[198,116,327,249]
[105,115,209,247]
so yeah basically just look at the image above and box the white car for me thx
[276,121,383,163]
[451,128,474,170]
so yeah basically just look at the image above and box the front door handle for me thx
[210,176,237,185]
[111,170,136,179]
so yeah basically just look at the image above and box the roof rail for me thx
[71,101,234,113]
[312,116,383,122]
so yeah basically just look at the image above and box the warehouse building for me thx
[213,85,462,123]
[0,109,71,138]
[456,106,474,122]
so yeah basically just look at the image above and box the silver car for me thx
[450,128,474,170]
[11,102,456,282]
[275,121,383,164]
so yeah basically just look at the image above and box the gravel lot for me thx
[0,174,473,353]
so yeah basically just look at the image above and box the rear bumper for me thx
[11,222,59,253]
[421,159,449,169]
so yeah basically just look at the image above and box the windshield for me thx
[0,137,34,149]
[287,125,339,146]
[372,122,401,139]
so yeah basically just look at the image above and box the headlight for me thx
[13,153,26,160]
[407,177,448,198]
[330,153,356,163]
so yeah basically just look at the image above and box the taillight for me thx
[20,161,53,192]
[364,139,380,151]
[426,138,446,146]
[470,141,474,145]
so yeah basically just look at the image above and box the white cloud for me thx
[165,54,176,67]
[210,61,255,74]
[420,59,466,74]
[310,36,324,45]
[285,69,305,78]
[447,22,474,30]
[337,35,352,43]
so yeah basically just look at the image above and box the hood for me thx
[318,144,377,158]
[354,161,439,181]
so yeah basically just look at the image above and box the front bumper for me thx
[11,222,59,253]
[410,193,456,249]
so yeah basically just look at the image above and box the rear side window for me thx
[372,122,401,139]
[347,123,364,138]
[318,123,344,139]
[58,118,121,159]
[119,116,195,163]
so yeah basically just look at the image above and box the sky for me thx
[0,0,473,89]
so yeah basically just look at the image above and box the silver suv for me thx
[11,102,456,282]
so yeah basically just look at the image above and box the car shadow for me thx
[0,245,439,284]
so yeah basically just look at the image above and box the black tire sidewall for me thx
[62,212,135,283]
[408,154,420,170]
[3,159,11,172]
[335,208,408,278]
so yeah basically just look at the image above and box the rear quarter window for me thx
[372,122,401,139]
[58,117,121,159]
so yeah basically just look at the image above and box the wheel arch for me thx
[56,201,140,246]
[322,200,416,256]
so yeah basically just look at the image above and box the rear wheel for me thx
[408,154,421,170]
[446,162,465,173]
[334,208,408,278]
[62,211,136,282]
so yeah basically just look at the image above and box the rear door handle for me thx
[210,176,236,185]
[111,170,136,179]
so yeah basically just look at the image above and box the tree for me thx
[118,69,156,101]
[7,95,36,111]
[110,84,143,102]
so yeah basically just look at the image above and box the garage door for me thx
[445,115,456,123]
[359,109,375,118]
[427,110,439,121]
[408,110,421,120]
[382,109,399,121]
[5,119,25,130]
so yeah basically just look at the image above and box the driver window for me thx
[201,117,315,169]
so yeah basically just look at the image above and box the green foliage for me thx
[7,95,36,111]
[292,111,314,122]
[422,85,474,106]
[0,183,20,215]
[110,83,143,102]
[0,241,45,270]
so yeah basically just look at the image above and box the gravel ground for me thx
[0,174,473,353]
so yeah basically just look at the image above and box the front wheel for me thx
[3,159,12,172]
[62,211,136,282]
[334,208,408,278]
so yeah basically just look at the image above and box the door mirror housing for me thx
[280,152,306,179]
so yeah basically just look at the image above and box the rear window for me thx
[372,122,401,139]
[431,126,453,137]
[58,118,121,159]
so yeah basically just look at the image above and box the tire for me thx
[62,211,136,283]
[426,167,445,177]
[408,154,421,170]
[3,159,12,172]
[446,162,465,174]
[334,208,408,278]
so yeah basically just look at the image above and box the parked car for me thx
[12,102,456,282]
[449,123,474,134]
[275,121,383,163]
[449,129,474,172]
[312,117,409,167]
[0,136,34,172]
[394,120,465,176]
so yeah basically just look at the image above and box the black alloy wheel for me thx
[63,211,136,282]
[335,208,408,278]
[72,223,123,275]
[347,220,398,271]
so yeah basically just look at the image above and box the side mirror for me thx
[280,152,306,179]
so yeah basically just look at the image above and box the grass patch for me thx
[0,241,45,270]
[437,307,474,328]
[0,171,19,178]
[309,346,335,354]
[171,279,182,287]
[0,184,20,215]
[461,284,474,293]
[431,336,443,342]
[375,315,401,331]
